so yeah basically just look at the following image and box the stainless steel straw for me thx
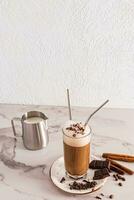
[67,89,72,120]
[84,99,109,126]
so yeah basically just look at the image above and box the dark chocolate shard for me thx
[89,160,110,170]
[95,196,102,199]
[60,177,65,183]
[93,168,110,180]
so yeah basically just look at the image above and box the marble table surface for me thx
[0,104,134,200]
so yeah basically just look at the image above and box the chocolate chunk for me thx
[70,186,73,190]
[100,193,104,196]
[60,177,65,183]
[109,194,114,199]
[95,196,102,199]
[116,174,126,181]
[113,174,118,181]
[113,174,117,178]
[93,168,110,180]
[118,182,123,186]
[121,177,125,181]
[73,134,76,137]
[89,160,110,170]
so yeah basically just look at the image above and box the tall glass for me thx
[63,121,91,179]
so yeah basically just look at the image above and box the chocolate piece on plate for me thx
[93,168,110,180]
[60,177,65,183]
[89,160,110,170]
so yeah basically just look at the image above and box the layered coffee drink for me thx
[63,121,91,178]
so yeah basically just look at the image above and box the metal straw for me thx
[67,89,72,120]
[84,99,109,126]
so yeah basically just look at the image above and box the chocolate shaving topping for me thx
[66,123,85,135]
[66,127,76,132]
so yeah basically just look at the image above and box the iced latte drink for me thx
[63,121,91,179]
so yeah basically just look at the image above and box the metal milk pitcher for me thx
[11,111,49,150]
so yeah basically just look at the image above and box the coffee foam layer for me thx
[63,120,91,147]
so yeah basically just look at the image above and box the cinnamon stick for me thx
[110,164,125,175]
[102,153,134,162]
[107,158,134,175]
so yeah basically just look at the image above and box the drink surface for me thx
[24,117,44,124]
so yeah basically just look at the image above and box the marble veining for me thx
[0,104,133,200]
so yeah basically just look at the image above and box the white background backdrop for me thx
[0,0,134,108]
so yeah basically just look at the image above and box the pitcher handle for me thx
[11,117,22,137]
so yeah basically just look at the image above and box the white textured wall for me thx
[0,0,134,108]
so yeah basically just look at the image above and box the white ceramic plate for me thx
[50,155,108,194]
